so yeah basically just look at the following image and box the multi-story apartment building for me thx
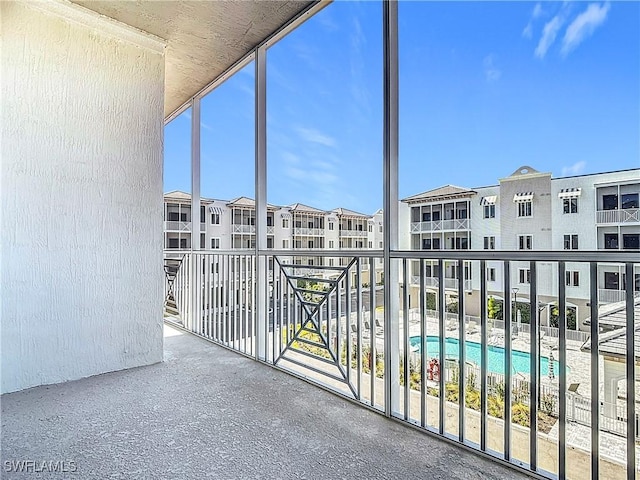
[164,193,384,283]
[402,166,640,329]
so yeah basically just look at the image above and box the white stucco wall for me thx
[1,2,165,393]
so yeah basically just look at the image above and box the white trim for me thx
[209,206,223,215]
[480,195,497,205]
[26,0,166,54]
[558,188,582,199]
[513,192,534,202]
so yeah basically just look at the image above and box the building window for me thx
[379,225,383,233]
[483,236,495,250]
[623,234,639,249]
[563,234,579,250]
[211,213,220,225]
[519,269,531,284]
[604,233,618,249]
[518,235,532,250]
[211,238,220,249]
[329,222,334,230]
[604,272,619,290]
[487,268,496,282]
[369,224,373,232]
[379,241,383,248]
[282,218,289,228]
[483,204,495,219]
[563,198,578,214]
[168,238,179,249]
[180,238,187,249]
[329,258,334,267]
[368,241,373,248]
[565,271,579,287]
[200,233,205,249]
[518,201,532,217]
[422,239,431,250]
[455,237,469,250]
[622,273,640,291]
[622,193,639,209]
[200,206,206,223]
[329,240,334,248]
[282,239,289,249]
[602,194,618,210]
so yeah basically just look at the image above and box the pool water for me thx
[409,336,563,376]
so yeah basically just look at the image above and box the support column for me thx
[190,97,201,333]
[255,45,267,361]
[383,0,399,417]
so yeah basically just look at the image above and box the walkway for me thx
[1,325,530,479]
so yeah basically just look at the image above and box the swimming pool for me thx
[408,336,562,376]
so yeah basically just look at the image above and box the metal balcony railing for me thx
[164,249,639,479]
[293,227,325,236]
[164,220,191,232]
[596,208,640,224]
[339,229,368,237]
[410,218,470,232]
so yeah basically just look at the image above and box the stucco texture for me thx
[1,2,165,393]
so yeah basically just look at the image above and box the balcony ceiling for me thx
[71,0,315,119]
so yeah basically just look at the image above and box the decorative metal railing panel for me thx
[164,249,639,480]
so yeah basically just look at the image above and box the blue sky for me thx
[164,1,639,214]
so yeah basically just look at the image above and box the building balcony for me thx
[293,227,325,236]
[410,219,470,232]
[231,225,275,234]
[339,229,368,237]
[596,208,640,225]
[164,221,206,232]
[162,249,639,480]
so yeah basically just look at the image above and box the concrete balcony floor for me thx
[1,325,530,479]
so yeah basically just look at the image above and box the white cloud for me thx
[561,3,610,56]
[483,55,502,82]
[561,161,586,176]
[522,3,544,39]
[535,15,565,59]
[295,126,336,148]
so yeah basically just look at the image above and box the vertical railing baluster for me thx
[438,258,445,435]
[356,258,363,401]
[337,278,342,372]
[279,261,284,358]
[480,259,487,452]
[346,266,352,388]
[589,262,599,480]
[403,258,410,421]
[625,262,636,480]
[558,261,567,479]
[420,259,427,428]
[503,260,511,461]
[529,261,538,471]
[458,259,466,442]
[370,256,376,408]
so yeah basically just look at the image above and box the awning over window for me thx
[209,206,223,214]
[513,192,534,202]
[558,188,582,199]
[480,195,497,205]
[280,213,291,219]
